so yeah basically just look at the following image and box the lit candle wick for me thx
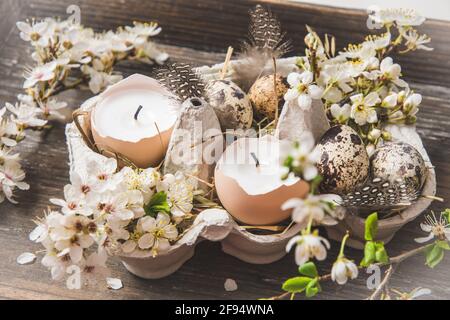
[250,152,260,168]
[134,105,143,120]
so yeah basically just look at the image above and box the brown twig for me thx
[268,243,431,300]
[368,264,396,300]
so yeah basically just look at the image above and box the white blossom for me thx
[37,98,67,120]
[121,166,159,203]
[331,257,358,285]
[350,92,380,125]
[23,61,57,89]
[286,233,330,266]
[83,250,109,281]
[284,71,323,110]
[415,212,450,243]
[282,132,320,181]
[0,160,29,203]
[402,29,433,52]
[5,102,47,127]
[126,21,162,37]
[85,158,121,192]
[50,184,91,216]
[81,65,123,94]
[380,57,408,87]
[369,8,425,28]
[157,172,194,219]
[122,213,178,256]
[282,193,342,226]
[330,103,351,123]
[0,108,20,146]
[16,20,49,45]
[89,191,135,221]
[382,93,399,108]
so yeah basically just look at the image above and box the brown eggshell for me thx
[90,74,177,168]
[248,74,288,121]
[91,121,173,168]
[214,169,310,226]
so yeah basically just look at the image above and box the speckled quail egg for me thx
[248,74,288,121]
[206,79,253,130]
[371,142,427,193]
[315,125,370,194]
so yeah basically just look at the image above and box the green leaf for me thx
[375,243,389,264]
[144,191,170,217]
[425,244,444,268]
[365,212,378,241]
[442,209,450,224]
[360,241,376,267]
[305,278,319,298]
[282,277,312,293]
[436,240,450,250]
[298,262,318,278]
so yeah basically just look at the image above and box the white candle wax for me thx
[90,74,180,168]
[94,88,178,143]
[218,136,299,195]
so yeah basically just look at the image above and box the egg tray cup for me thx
[324,124,436,249]
[67,57,436,278]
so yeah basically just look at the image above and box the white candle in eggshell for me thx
[214,135,310,225]
[90,74,180,168]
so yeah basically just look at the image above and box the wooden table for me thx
[1,0,449,300]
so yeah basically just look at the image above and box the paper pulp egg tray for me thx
[66,57,436,278]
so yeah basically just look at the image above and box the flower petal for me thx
[17,252,36,265]
[106,277,123,290]
[138,233,155,249]
[298,94,312,110]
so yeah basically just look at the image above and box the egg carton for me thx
[66,57,304,279]
[199,56,436,248]
[66,56,436,278]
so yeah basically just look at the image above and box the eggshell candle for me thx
[215,135,310,225]
[90,74,180,168]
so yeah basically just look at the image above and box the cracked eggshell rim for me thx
[90,74,178,168]
[214,135,310,225]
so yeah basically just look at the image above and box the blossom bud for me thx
[397,90,406,104]
[366,144,376,157]
[368,128,381,141]
[381,130,392,141]
[406,115,417,125]
[382,93,398,108]
[304,33,316,48]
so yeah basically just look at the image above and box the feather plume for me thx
[234,5,291,91]
[247,4,291,55]
[339,177,421,214]
[155,62,205,101]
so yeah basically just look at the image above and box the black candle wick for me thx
[250,152,260,168]
[134,105,143,120]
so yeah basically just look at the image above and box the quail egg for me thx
[316,125,370,194]
[371,142,427,193]
[206,79,253,130]
[248,74,288,121]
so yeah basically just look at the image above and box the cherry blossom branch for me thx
[268,243,431,300]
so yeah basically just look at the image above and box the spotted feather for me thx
[340,177,422,212]
[155,62,205,101]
